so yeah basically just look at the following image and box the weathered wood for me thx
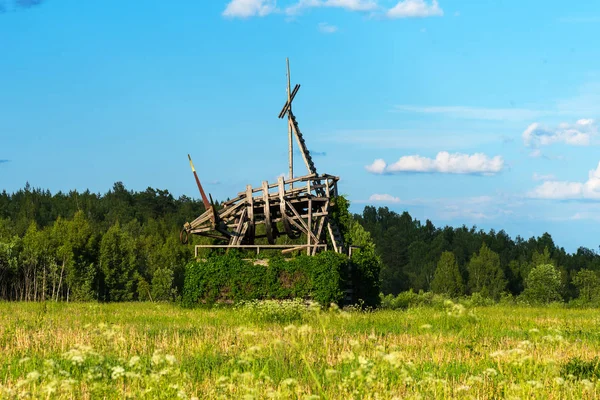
[278,84,300,118]
[312,199,329,255]
[285,200,319,244]
[263,181,274,245]
[181,60,345,254]
[246,185,255,244]
[279,176,298,239]
[307,181,312,255]
[327,222,339,253]
[287,58,294,187]
[229,208,247,246]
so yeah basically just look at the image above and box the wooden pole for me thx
[287,58,293,188]
[307,181,312,255]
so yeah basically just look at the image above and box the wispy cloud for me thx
[522,119,596,149]
[223,0,446,20]
[323,129,501,150]
[355,194,519,221]
[366,151,504,175]
[368,193,401,203]
[318,22,338,33]
[286,0,378,15]
[532,172,555,182]
[394,104,547,121]
[222,0,277,18]
[0,0,45,12]
[528,161,600,200]
[387,0,442,18]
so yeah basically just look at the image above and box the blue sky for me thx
[2,0,600,252]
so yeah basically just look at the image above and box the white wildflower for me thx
[26,371,41,381]
[111,366,125,379]
[165,354,176,365]
[128,356,140,367]
[554,377,565,385]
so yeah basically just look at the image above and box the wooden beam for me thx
[285,200,319,244]
[263,181,274,244]
[307,181,312,255]
[312,199,330,255]
[278,84,300,118]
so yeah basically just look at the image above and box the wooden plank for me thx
[281,244,309,255]
[263,181,274,244]
[246,185,254,223]
[195,244,328,249]
[230,208,247,246]
[307,181,312,255]
[285,200,319,244]
[278,84,300,118]
[312,199,329,255]
[279,176,296,238]
[327,222,339,253]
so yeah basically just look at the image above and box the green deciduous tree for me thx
[572,269,600,304]
[100,222,137,301]
[521,263,562,304]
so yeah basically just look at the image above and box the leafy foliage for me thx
[431,251,465,297]
[571,269,600,305]
[561,357,600,379]
[467,243,506,300]
[182,251,349,307]
[520,264,563,304]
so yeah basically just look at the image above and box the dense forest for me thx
[1,183,599,304]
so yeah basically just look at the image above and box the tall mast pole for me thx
[286,58,293,188]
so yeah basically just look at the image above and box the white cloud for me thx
[369,193,401,203]
[394,105,547,121]
[522,119,597,148]
[223,0,277,18]
[365,158,387,174]
[286,0,378,15]
[366,151,504,175]
[387,0,443,18]
[318,22,338,33]
[224,0,446,20]
[528,161,600,200]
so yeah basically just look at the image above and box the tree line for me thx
[356,206,600,304]
[0,182,204,301]
[1,183,600,304]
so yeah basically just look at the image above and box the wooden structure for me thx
[180,59,345,255]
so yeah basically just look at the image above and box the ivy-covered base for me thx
[182,250,380,308]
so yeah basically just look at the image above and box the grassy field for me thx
[1,300,600,399]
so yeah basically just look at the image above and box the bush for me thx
[461,292,496,307]
[349,248,381,308]
[520,264,563,304]
[561,357,600,379]
[379,290,448,310]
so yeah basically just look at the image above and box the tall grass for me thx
[1,300,599,398]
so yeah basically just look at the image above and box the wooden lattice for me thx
[181,59,345,255]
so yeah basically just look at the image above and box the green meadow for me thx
[2,301,600,399]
